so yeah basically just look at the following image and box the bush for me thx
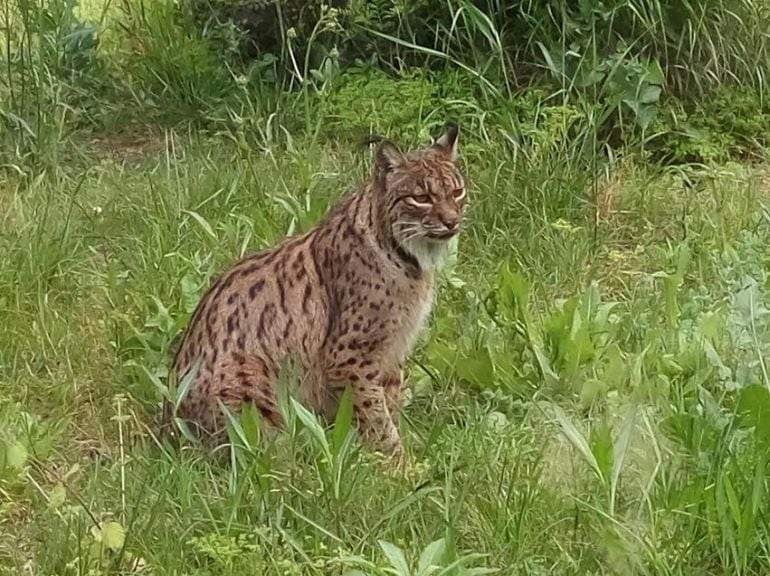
[192,0,346,59]
[649,87,770,164]
[189,1,770,95]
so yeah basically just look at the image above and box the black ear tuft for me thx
[375,140,403,174]
[432,122,459,160]
[360,133,385,147]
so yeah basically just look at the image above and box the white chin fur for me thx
[401,237,450,270]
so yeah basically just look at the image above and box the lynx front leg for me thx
[351,374,402,456]
[381,368,403,425]
[327,362,402,456]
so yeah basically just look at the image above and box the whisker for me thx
[399,231,427,244]
[394,226,424,237]
[394,224,424,234]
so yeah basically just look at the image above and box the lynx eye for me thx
[452,188,466,201]
[406,194,432,206]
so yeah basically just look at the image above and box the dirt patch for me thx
[86,127,169,167]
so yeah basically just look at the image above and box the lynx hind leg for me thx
[181,354,283,448]
[294,368,339,424]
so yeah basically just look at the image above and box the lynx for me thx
[163,123,466,457]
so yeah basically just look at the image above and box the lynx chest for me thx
[382,276,435,367]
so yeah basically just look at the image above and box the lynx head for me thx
[373,123,466,270]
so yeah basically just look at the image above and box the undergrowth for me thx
[2,1,770,575]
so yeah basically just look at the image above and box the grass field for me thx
[3,1,770,574]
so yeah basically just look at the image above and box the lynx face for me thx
[375,124,466,270]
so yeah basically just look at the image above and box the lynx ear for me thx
[432,122,459,161]
[375,140,403,174]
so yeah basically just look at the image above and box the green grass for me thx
[2,127,770,575]
[3,0,770,574]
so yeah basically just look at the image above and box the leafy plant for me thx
[343,538,496,576]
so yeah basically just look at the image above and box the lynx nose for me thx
[438,212,459,232]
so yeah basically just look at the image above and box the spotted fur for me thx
[162,123,466,457]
